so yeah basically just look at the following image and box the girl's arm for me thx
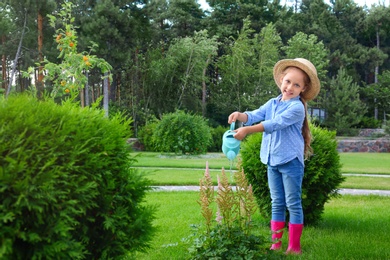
[228,112,264,141]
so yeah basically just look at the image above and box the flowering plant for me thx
[189,161,276,259]
[24,2,111,100]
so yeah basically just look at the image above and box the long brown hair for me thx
[300,97,313,159]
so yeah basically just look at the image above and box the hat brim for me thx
[273,59,320,101]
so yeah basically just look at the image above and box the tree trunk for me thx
[202,56,210,117]
[37,11,44,98]
[1,35,6,90]
[6,9,27,98]
[85,71,90,106]
[103,72,109,117]
[374,26,380,120]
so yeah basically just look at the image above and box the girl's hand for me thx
[228,111,240,124]
[233,127,247,141]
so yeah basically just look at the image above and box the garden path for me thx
[152,185,390,196]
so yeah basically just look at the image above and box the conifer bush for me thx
[153,110,212,155]
[240,124,344,225]
[0,95,155,259]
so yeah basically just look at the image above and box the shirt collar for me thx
[277,94,301,103]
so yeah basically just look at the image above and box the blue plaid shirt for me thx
[244,95,305,167]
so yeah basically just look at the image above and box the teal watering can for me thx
[222,122,241,160]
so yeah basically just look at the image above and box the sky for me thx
[198,0,389,10]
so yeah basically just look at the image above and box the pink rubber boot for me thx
[286,223,303,254]
[270,220,285,250]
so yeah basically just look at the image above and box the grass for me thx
[341,175,390,190]
[339,153,390,174]
[135,192,390,260]
[133,152,390,190]
[142,168,390,190]
[133,152,390,175]
[131,152,390,259]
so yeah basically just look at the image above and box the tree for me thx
[0,1,15,91]
[204,0,270,40]
[210,20,282,124]
[282,31,329,114]
[364,4,390,119]
[323,67,367,134]
[362,70,390,122]
[252,22,282,106]
[24,2,112,109]
[146,30,218,116]
[5,0,57,97]
[282,32,329,81]
[76,0,151,104]
[216,18,258,113]
[164,0,205,39]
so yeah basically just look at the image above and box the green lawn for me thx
[141,168,390,190]
[135,192,390,260]
[133,152,390,174]
[133,152,390,190]
[132,152,390,259]
[339,153,390,174]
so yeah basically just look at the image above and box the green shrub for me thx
[385,115,390,135]
[138,118,159,151]
[153,110,212,155]
[208,125,226,152]
[240,124,344,226]
[0,94,155,259]
[354,116,382,129]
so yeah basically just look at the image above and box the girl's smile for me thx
[280,67,307,101]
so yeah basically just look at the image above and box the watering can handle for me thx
[230,122,235,131]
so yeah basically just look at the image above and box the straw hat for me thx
[273,58,320,101]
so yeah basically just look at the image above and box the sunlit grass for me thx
[136,192,390,259]
[339,153,390,174]
[140,167,390,190]
[133,152,390,175]
[132,152,233,169]
[342,175,390,190]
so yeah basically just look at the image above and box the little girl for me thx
[228,58,320,254]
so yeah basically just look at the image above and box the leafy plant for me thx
[240,124,345,225]
[153,110,212,155]
[188,163,279,259]
[24,2,112,100]
[208,125,226,152]
[0,94,156,259]
[138,117,159,151]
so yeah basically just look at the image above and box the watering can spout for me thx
[222,122,241,160]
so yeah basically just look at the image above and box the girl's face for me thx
[279,67,308,101]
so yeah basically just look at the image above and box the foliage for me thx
[362,70,390,121]
[138,118,159,152]
[26,2,112,100]
[385,115,390,135]
[323,67,367,135]
[354,116,382,129]
[282,32,329,83]
[0,94,156,259]
[252,22,282,105]
[153,110,212,155]
[4,0,390,141]
[188,163,278,259]
[215,19,282,115]
[208,125,226,152]
[240,124,345,226]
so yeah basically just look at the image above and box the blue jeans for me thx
[267,157,304,224]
